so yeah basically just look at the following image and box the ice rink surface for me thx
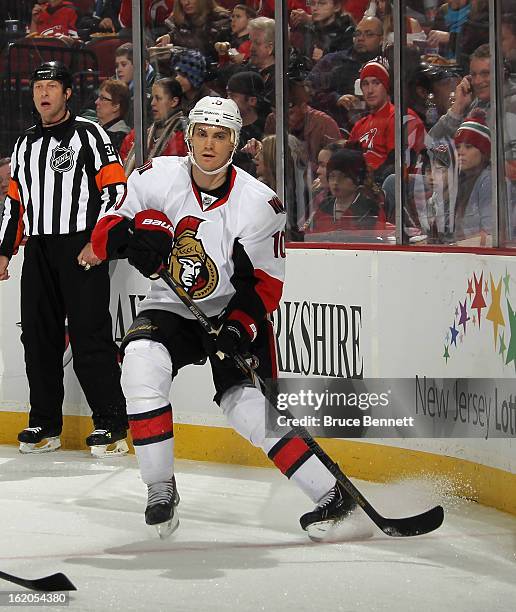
[0,446,515,612]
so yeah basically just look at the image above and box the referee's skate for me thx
[86,429,129,458]
[17,426,61,454]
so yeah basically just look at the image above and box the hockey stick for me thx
[0,570,77,592]
[157,267,444,537]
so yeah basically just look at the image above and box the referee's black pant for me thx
[20,231,127,435]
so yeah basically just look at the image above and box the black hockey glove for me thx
[215,320,251,357]
[127,210,174,278]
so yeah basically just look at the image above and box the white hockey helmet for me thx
[186,96,243,175]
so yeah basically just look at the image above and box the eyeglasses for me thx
[353,30,381,39]
[97,94,113,102]
[470,70,490,79]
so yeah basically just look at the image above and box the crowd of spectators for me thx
[1,0,516,245]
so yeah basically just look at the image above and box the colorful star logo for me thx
[486,274,505,349]
[467,278,474,301]
[443,345,450,363]
[450,322,459,347]
[458,299,470,334]
[499,332,507,359]
[471,272,486,327]
[440,269,514,369]
[503,269,511,296]
[505,299,516,368]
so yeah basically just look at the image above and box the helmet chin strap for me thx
[186,139,237,176]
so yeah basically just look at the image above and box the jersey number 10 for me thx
[272,231,286,258]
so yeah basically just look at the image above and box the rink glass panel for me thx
[1,2,515,250]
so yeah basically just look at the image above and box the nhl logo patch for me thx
[50,146,75,173]
[201,193,217,209]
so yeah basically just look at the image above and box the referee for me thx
[0,61,128,456]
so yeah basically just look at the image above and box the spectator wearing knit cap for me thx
[309,146,385,234]
[348,58,425,186]
[227,71,269,175]
[455,109,491,158]
[453,108,492,243]
[173,49,219,115]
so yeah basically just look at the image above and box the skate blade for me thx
[306,511,373,543]
[90,439,129,458]
[155,515,179,540]
[19,437,61,454]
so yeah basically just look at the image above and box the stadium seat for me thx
[85,36,121,79]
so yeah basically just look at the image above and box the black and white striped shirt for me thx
[0,113,127,258]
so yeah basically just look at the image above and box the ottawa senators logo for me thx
[169,216,218,299]
[50,146,75,173]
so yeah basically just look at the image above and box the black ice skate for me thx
[145,476,180,539]
[18,427,61,454]
[86,429,129,458]
[300,481,357,541]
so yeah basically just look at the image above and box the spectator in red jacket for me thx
[30,0,78,35]
[118,0,174,36]
[348,59,425,185]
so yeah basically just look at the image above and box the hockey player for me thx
[88,96,357,539]
[0,61,128,457]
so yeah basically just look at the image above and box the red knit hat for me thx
[454,109,491,157]
[359,59,390,92]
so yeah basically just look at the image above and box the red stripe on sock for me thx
[130,411,173,442]
[272,438,310,475]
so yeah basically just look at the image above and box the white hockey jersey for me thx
[93,156,286,334]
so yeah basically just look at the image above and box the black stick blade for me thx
[379,505,444,537]
[0,570,77,592]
